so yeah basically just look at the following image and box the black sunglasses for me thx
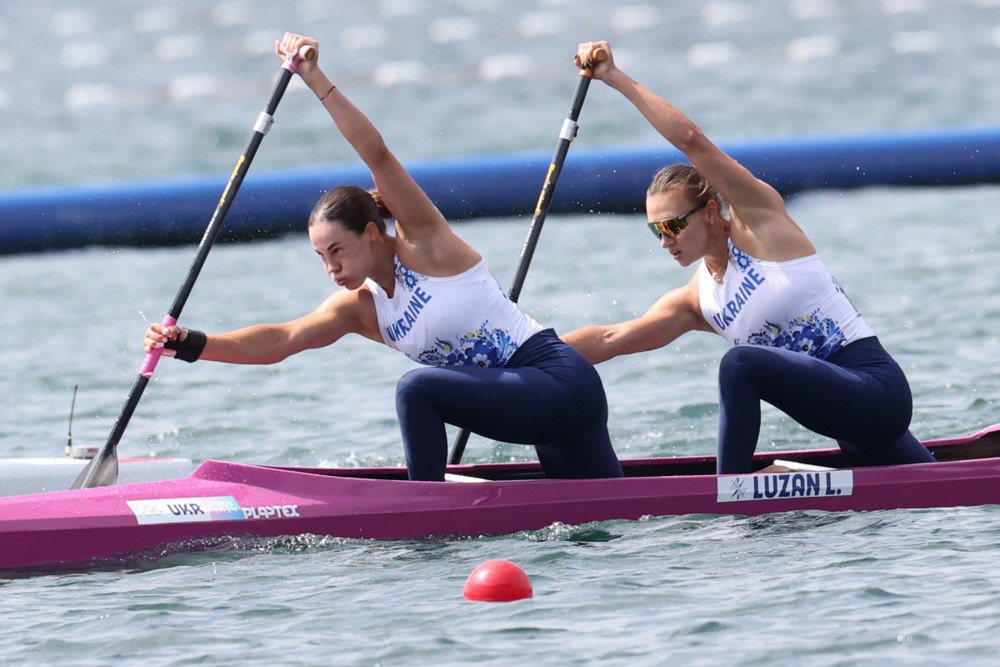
[646,199,708,240]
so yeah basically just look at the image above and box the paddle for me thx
[448,48,607,466]
[72,45,315,489]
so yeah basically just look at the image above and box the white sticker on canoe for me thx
[127,496,246,525]
[717,470,854,503]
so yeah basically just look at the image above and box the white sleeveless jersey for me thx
[698,240,875,360]
[365,256,543,367]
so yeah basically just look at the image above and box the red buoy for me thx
[463,559,533,602]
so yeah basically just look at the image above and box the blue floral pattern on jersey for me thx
[394,259,426,291]
[416,320,518,368]
[743,309,847,360]
[728,242,754,272]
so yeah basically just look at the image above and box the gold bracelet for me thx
[318,85,336,103]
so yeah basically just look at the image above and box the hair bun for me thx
[369,189,393,220]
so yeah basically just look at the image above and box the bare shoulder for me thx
[314,285,382,343]
[729,204,817,261]
[693,167,815,260]
[395,224,483,276]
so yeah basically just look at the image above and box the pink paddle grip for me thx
[138,315,178,378]
[281,44,316,73]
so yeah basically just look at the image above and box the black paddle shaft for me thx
[166,71,295,319]
[73,68,297,490]
[448,72,597,466]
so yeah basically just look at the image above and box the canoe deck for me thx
[275,425,1000,482]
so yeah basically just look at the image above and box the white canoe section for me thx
[0,458,197,497]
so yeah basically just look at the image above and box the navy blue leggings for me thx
[395,329,624,481]
[717,337,936,473]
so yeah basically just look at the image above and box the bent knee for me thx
[718,346,764,386]
[395,368,439,405]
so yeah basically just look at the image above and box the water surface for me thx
[1,1,999,664]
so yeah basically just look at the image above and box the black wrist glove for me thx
[164,329,208,363]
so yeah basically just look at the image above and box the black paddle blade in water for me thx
[71,373,149,488]
[71,447,119,489]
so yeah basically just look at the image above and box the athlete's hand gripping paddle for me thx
[448,47,607,466]
[72,45,315,489]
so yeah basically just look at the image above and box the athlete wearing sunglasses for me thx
[647,199,707,240]
[564,40,934,475]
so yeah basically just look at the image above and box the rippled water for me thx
[1,510,999,664]
[3,0,1000,189]
[2,0,999,665]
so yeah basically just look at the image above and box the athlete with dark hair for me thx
[145,33,623,482]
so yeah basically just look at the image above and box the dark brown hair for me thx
[308,185,391,234]
[646,164,723,209]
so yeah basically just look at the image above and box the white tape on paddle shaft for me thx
[254,111,275,135]
[560,118,579,142]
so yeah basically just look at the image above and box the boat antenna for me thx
[66,385,78,456]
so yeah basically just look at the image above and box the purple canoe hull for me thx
[1,424,998,570]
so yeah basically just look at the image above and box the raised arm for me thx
[278,33,475,268]
[576,41,815,257]
[577,42,783,214]
[563,274,709,364]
